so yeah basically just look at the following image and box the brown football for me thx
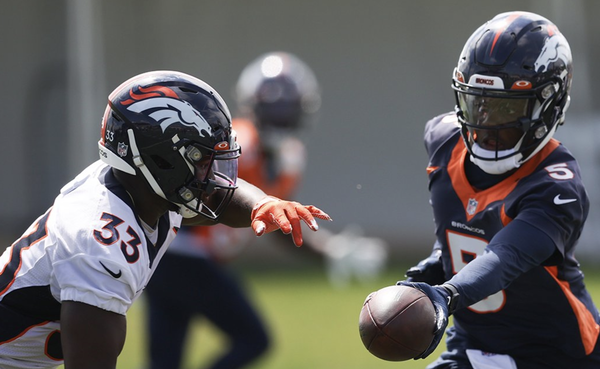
[358,285,436,361]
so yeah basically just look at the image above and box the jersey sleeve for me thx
[449,219,557,308]
[424,112,461,162]
[53,253,138,315]
[49,181,151,315]
[507,153,589,259]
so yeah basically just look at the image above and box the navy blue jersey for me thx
[425,112,600,362]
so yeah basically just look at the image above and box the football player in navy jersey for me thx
[0,70,330,369]
[394,11,600,369]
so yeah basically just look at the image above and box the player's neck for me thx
[112,168,172,227]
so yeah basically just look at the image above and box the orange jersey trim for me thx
[426,166,439,175]
[0,213,50,296]
[447,139,560,221]
[0,320,51,345]
[499,204,512,227]
[545,266,600,354]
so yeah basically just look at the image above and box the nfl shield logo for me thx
[117,142,129,157]
[467,198,478,215]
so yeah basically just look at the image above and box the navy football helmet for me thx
[235,52,321,140]
[99,70,241,219]
[452,11,572,174]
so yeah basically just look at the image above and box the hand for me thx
[405,249,446,285]
[251,196,331,246]
[395,281,457,359]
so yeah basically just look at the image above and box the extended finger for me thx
[272,210,293,235]
[252,220,267,236]
[296,206,319,232]
[304,205,332,221]
[285,207,304,246]
[297,205,332,231]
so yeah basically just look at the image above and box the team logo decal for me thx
[214,141,230,150]
[117,142,128,157]
[126,97,213,137]
[466,198,478,215]
[534,33,571,73]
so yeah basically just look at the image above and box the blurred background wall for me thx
[1,0,599,261]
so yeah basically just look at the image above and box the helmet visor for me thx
[456,93,531,128]
[209,149,239,189]
[180,142,240,220]
[192,143,240,194]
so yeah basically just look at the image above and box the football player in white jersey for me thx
[0,70,330,369]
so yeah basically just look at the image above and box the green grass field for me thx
[99,262,600,369]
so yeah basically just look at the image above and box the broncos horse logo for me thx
[123,86,212,137]
[534,32,571,73]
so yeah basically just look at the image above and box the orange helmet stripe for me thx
[490,12,523,56]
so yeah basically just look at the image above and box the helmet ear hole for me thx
[150,155,174,170]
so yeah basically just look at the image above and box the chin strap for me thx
[127,129,168,200]
[177,204,200,218]
[470,143,522,175]
[98,140,136,175]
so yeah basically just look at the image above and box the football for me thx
[358,285,436,361]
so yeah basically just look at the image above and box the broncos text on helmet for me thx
[452,11,572,174]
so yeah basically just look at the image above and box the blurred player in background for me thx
[393,11,600,368]
[0,70,330,369]
[145,52,387,369]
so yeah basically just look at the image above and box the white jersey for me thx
[0,161,182,369]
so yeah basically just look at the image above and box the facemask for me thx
[177,203,200,218]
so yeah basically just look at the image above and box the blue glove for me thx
[405,249,446,285]
[396,281,459,359]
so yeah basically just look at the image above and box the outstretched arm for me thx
[446,219,558,309]
[394,219,558,359]
[210,178,268,227]
[184,178,331,246]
